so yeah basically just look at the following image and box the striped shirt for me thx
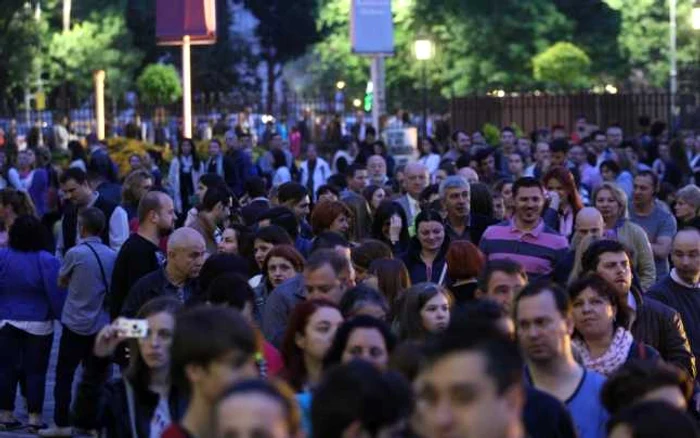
[479,219,569,278]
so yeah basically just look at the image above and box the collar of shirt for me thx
[81,236,102,245]
[671,268,700,289]
[408,195,420,215]
[509,218,544,238]
[627,291,637,312]
[86,192,99,209]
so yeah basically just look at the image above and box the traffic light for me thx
[364,81,373,112]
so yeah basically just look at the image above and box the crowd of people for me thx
[1,116,700,438]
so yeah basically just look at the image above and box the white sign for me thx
[383,127,417,166]
[350,0,394,55]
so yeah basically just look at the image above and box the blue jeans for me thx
[0,324,53,414]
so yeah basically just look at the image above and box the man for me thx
[498,126,517,175]
[109,191,173,319]
[258,133,294,179]
[514,281,609,438]
[223,129,258,197]
[443,129,471,162]
[312,361,412,438]
[480,177,569,279]
[570,144,601,192]
[440,176,496,243]
[553,207,605,285]
[648,229,700,365]
[240,177,270,226]
[474,148,506,185]
[204,139,237,195]
[121,227,206,317]
[457,166,480,184]
[341,163,372,241]
[262,248,355,347]
[350,110,370,143]
[524,142,550,179]
[367,154,391,188]
[475,259,527,314]
[299,144,331,201]
[188,185,231,255]
[44,208,116,436]
[581,239,695,378]
[591,130,616,169]
[57,168,129,258]
[395,162,429,234]
[629,171,677,280]
[87,154,121,206]
[606,125,624,151]
[163,306,258,438]
[278,182,312,239]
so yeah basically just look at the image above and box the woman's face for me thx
[318,191,338,203]
[373,144,384,156]
[218,228,238,254]
[330,214,350,235]
[675,198,697,221]
[341,327,389,370]
[501,182,513,207]
[420,293,450,334]
[138,311,175,370]
[546,178,569,208]
[417,220,445,252]
[296,307,343,362]
[595,189,621,223]
[601,166,615,182]
[659,144,671,160]
[267,256,297,288]
[181,141,193,156]
[129,155,142,169]
[421,139,433,154]
[371,188,386,210]
[493,197,505,220]
[382,213,402,240]
[572,287,616,340]
[254,239,274,269]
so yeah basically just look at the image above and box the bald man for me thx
[649,229,700,361]
[457,166,480,184]
[396,162,429,231]
[552,207,605,286]
[120,227,207,317]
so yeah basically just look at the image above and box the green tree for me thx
[136,64,182,106]
[533,42,592,89]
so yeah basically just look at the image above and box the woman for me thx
[543,166,584,240]
[593,183,656,290]
[121,169,154,226]
[168,138,203,216]
[281,300,343,392]
[397,282,453,341]
[493,179,514,219]
[367,258,411,323]
[371,201,410,256]
[600,159,633,199]
[446,241,485,304]
[73,297,187,438]
[338,285,390,322]
[401,210,450,285]
[184,173,227,227]
[254,245,305,324]
[323,315,396,371]
[469,182,494,217]
[271,149,292,188]
[674,184,700,230]
[9,149,48,217]
[0,188,36,247]
[68,140,87,172]
[362,184,386,214]
[418,137,441,176]
[128,153,143,172]
[435,160,456,187]
[350,239,393,283]
[218,225,240,255]
[249,225,294,291]
[570,273,659,376]
[316,184,340,204]
[0,215,59,431]
[309,200,352,239]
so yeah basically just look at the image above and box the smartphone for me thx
[116,318,149,338]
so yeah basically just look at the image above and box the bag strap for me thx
[438,263,448,286]
[82,242,109,295]
[123,378,140,438]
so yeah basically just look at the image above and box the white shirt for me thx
[149,392,171,438]
[0,320,54,335]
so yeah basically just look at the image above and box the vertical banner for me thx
[350,0,394,54]
[156,0,217,46]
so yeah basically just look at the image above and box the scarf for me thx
[572,327,633,376]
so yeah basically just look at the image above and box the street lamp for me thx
[414,38,434,136]
[336,81,346,90]
[693,2,700,30]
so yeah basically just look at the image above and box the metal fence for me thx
[450,92,700,135]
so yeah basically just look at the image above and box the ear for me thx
[295,332,306,351]
[184,363,206,386]
[565,314,575,336]
[502,383,525,418]
[475,289,485,299]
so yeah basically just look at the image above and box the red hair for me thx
[542,166,584,212]
[310,200,353,235]
[446,240,485,280]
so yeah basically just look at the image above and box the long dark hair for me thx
[179,138,201,169]
[371,201,410,249]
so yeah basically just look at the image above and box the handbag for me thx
[82,242,110,309]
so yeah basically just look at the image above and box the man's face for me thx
[551,151,567,167]
[569,146,587,166]
[575,216,603,240]
[215,393,289,438]
[155,196,176,236]
[348,170,368,193]
[633,175,655,206]
[534,143,550,164]
[61,178,92,207]
[443,186,470,219]
[501,130,515,148]
[135,178,154,201]
[170,238,207,279]
[592,134,607,153]
[195,351,258,402]
[516,138,531,159]
[405,166,429,198]
[606,127,623,148]
[367,156,387,180]
[456,132,471,152]
[292,196,311,220]
[472,132,486,145]
[307,145,318,160]
[671,232,700,284]
[595,252,632,296]
[415,351,522,438]
[513,187,544,226]
[516,292,572,365]
[479,155,496,176]
[305,264,347,303]
[213,201,232,225]
[508,154,524,176]
[483,271,527,314]
[209,141,222,158]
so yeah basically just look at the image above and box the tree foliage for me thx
[136,64,182,106]
[533,42,592,89]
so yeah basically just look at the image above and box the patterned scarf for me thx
[572,327,634,376]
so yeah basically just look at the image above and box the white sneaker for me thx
[38,426,74,437]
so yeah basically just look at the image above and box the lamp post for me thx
[414,38,433,137]
[693,1,700,29]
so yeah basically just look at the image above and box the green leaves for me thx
[533,42,592,89]
[136,64,182,106]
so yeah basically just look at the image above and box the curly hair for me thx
[310,200,353,235]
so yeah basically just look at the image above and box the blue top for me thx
[0,248,65,321]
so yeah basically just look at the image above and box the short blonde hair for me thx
[593,182,628,219]
[677,185,700,212]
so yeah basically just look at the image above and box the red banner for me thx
[156,0,216,46]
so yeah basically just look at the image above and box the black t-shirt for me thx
[109,233,165,319]
[524,387,577,438]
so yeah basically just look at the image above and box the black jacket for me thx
[444,213,497,244]
[73,357,187,438]
[630,287,696,379]
[120,268,202,317]
[401,239,451,286]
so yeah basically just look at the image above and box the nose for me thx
[434,399,455,431]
